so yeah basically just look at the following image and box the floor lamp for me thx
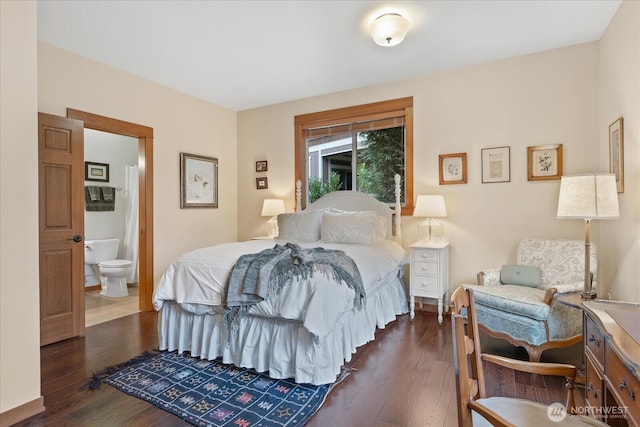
[556,174,619,299]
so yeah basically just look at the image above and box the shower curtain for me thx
[123,165,139,283]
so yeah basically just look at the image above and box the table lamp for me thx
[556,174,619,299]
[261,199,285,238]
[413,195,447,241]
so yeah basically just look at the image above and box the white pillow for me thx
[321,211,377,244]
[321,208,389,241]
[277,211,323,242]
[373,215,389,241]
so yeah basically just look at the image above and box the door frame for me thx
[67,109,154,311]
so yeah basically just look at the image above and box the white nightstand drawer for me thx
[413,249,438,262]
[413,276,439,295]
[414,261,438,276]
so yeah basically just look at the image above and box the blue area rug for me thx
[94,351,337,426]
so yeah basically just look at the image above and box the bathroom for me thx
[84,129,139,326]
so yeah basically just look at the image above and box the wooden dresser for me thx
[583,300,640,426]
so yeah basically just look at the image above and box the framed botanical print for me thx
[527,144,563,181]
[609,117,624,193]
[255,160,268,172]
[256,177,268,189]
[439,153,467,185]
[180,152,218,208]
[481,146,510,183]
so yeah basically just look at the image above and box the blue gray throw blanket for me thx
[224,242,365,310]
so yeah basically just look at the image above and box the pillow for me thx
[320,208,388,241]
[500,264,541,288]
[276,211,323,242]
[321,211,377,244]
[373,215,389,241]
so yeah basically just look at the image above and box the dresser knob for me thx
[588,335,601,347]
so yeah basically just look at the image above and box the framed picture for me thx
[180,152,218,208]
[527,144,563,181]
[256,177,268,190]
[439,153,467,185]
[85,161,110,182]
[481,146,510,183]
[609,117,624,193]
[255,160,268,172]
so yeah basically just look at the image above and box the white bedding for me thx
[153,238,408,339]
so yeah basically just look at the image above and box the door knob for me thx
[68,235,82,243]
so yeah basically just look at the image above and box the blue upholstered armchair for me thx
[463,237,596,362]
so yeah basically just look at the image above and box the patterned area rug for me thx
[89,351,340,426]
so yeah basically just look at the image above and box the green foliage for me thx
[308,171,342,203]
[358,127,405,203]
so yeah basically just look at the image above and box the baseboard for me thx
[85,285,101,292]
[0,396,44,427]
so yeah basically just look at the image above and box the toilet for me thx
[84,238,133,297]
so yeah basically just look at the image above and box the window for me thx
[295,97,413,214]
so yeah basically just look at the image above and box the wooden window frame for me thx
[295,97,413,215]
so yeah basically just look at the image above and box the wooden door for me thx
[39,112,85,346]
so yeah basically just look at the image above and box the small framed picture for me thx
[256,160,268,172]
[481,146,510,183]
[439,153,467,185]
[180,152,218,208]
[609,117,624,193]
[256,177,268,189]
[527,144,563,181]
[85,161,110,182]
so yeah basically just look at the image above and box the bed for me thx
[153,177,409,385]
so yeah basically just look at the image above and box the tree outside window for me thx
[295,98,413,214]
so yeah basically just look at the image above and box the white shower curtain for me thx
[123,165,139,283]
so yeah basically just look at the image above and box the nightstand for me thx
[409,239,450,324]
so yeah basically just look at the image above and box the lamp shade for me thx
[557,174,619,219]
[413,195,447,218]
[370,13,410,47]
[261,199,285,217]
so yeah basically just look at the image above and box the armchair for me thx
[464,237,597,362]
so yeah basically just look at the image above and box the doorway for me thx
[84,129,140,326]
[67,109,154,312]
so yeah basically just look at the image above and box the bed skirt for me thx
[157,274,409,385]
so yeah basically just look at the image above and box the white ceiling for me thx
[37,1,621,112]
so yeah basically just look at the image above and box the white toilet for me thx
[84,238,133,297]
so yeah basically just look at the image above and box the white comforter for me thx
[153,239,408,338]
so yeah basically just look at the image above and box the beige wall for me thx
[597,0,640,302]
[0,0,42,418]
[2,7,239,418]
[238,43,607,296]
[38,42,239,280]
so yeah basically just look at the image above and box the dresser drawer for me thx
[605,343,640,425]
[413,276,439,296]
[585,353,604,417]
[414,261,438,276]
[413,249,438,262]
[585,314,605,370]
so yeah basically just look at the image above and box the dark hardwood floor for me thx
[17,309,584,426]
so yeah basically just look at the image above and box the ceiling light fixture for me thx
[370,12,410,47]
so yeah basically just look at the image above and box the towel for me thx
[101,187,114,201]
[87,186,101,201]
